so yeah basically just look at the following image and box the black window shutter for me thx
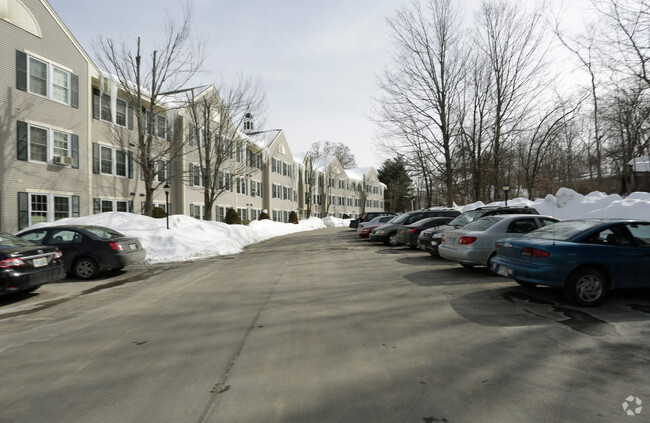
[127,105,133,130]
[71,74,79,108]
[72,196,80,217]
[16,50,27,91]
[92,143,100,174]
[127,151,133,179]
[18,192,29,230]
[17,121,28,161]
[128,201,134,213]
[93,198,100,214]
[71,134,79,168]
[92,88,100,120]
[189,164,194,186]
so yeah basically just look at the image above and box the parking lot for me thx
[1,226,650,422]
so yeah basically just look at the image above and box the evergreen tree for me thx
[378,156,412,212]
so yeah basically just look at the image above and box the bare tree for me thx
[93,2,205,216]
[375,0,467,207]
[553,18,605,183]
[594,0,650,88]
[308,141,357,168]
[184,75,266,220]
[517,95,583,198]
[475,0,550,200]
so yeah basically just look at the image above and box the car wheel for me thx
[564,267,608,307]
[73,257,100,280]
[515,280,537,289]
[384,233,399,247]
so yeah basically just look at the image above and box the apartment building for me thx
[2,0,94,233]
[1,0,384,231]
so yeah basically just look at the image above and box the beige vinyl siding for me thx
[1,0,91,233]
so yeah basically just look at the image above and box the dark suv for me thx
[418,206,539,255]
[349,212,397,229]
[369,208,460,246]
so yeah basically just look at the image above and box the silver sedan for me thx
[438,214,558,270]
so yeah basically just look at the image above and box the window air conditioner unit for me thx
[53,156,73,166]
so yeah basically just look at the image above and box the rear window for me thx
[86,227,124,240]
[523,220,601,241]
[463,217,499,231]
[0,233,37,249]
[448,210,483,226]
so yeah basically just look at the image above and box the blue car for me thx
[491,219,650,306]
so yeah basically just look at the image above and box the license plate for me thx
[496,265,509,277]
[33,257,48,267]
[129,243,138,250]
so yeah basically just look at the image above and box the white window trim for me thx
[25,52,72,106]
[27,123,71,165]
[99,144,130,177]
[27,193,73,226]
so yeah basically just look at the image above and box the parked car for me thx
[370,208,460,246]
[491,219,650,306]
[438,214,558,270]
[17,225,147,280]
[358,215,397,238]
[0,232,65,295]
[418,206,540,255]
[396,216,455,248]
[349,212,397,229]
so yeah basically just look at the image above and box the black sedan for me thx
[396,216,455,248]
[17,225,146,280]
[0,232,65,295]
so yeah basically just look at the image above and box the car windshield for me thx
[448,210,483,226]
[0,233,37,249]
[462,217,499,232]
[86,227,125,240]
[391,213,411,224]
[523,220,601,241]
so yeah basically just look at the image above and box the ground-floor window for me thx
[18,192,79,230]
[95,199,130,213]
[216,206,228,222]
[140,202,167,215]
[190,204,205,220]
[237,208,249,221]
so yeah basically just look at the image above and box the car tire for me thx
[564,267,609,307]
[515,280,537,289]
[73,257,100,280]
[384,233,399,247]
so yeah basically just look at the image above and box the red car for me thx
[358,215,396,238]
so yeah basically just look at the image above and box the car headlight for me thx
[376,230,385,235]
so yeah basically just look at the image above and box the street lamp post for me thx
[503,182,510,207]
[164,183,170,229]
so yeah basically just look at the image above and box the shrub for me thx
[289,211,299,224]
[224,208,242,225]
[152,207,167,218]
[259,211,270,220]
[342,213,351,219]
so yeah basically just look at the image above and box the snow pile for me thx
[21,188,650,264]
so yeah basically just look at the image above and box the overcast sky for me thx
[48,0,593,169]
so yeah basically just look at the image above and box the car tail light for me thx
[407,228,418,233]
[0,258,25,268]
[109,242,123,251]
[54,250,63,260]
[521,247,549,257]
[458,236,477,245]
